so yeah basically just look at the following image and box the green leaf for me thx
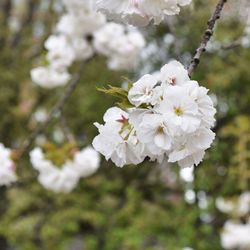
[116,100,134,110]
[96,85,128,99]
[96,85,135,110]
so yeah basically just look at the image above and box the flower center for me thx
[174,106,183,116]
[157,126,165,134]
[142,87,152,96]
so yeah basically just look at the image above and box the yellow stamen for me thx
[157,126,164,134]
[174,106,183,116]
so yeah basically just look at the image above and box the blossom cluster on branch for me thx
[31,0,145,89]
[93,60,216,168]
[1,0,222,192]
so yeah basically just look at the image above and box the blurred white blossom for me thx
[31,67,71,89]
[94,0,192,26]
[31,0,145,88]
[0,144,17,186]
[94,23,145,71]
[30,146,100,193]
[216,192,250,217]
[221,220,250,250]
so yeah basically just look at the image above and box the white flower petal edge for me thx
[31,67,71,89]
[94,0,192,26]
[0,143,17,186]
[93,60,216,169]
[221,220,250,250]
[217,192,250,250]
[128,74,161,107]
[30,146,100,193]
[73,146,101,178]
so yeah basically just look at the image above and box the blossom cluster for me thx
[0,143,17,186]
[31,0,145,89]
[94,23,145,70]
[94,0,192,26]
[216,193,250,249]
[221,221,250,250]
[93,60,216,168]
[30,146,100,193]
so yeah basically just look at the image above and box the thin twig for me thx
[188,0,227,76]
[0,0,12,48]
[18,61,86,158]
[221,40,242,50]
[1,0,12,26]
[188,0,227,212]
[10,0,37,48]
[60,114,76,144]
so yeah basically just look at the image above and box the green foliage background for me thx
[0,0,249,249]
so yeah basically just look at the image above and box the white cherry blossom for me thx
[94,23,145,71]
[30,146,101,193]
[128,74,162,107]
[160,60,190,86]
[186,81,216,127]
[71,38,94,61]
[45,35,75,70]
[38,163,79,193]
[92,107,145,167]
[30,147,79,193]
[31,67,71,89]
[73,146,101,178]
[168,128,215,168]
[156,86,200,134]
[221,220,250,250]
[93,23,125,56]
[216,192,250,217]
[57,13,105,38]
[30,147,55,173]
[130,111,172,159]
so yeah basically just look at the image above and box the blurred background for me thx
[0,0,249,249]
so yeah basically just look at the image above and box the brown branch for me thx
[17,60,86,158]
[1,0,12,26]
[60,114,76,144]
[10,0,37,48]
[188,0,227,76]
[0,0,12,48]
